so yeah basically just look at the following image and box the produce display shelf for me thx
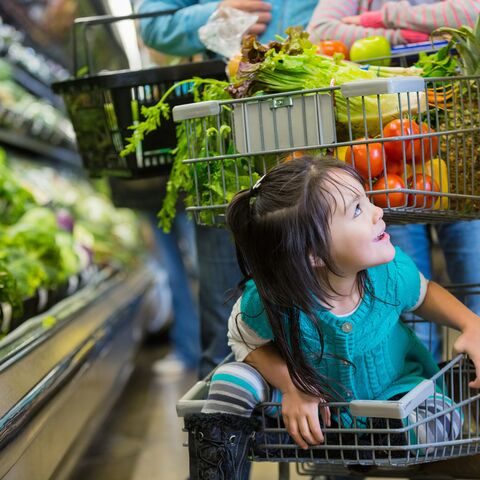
[0,264,153,480]
[10,63,65,110]
[0,127,81,168]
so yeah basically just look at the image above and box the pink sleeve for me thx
[360,11,385,29]
[381,0,480,33]
[400,29,430,43]
[307,0,405,47]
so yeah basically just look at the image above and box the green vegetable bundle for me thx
[229,27,425,139]
[0,207,80,296]
[122,78,258,231]
[0,150,37,225]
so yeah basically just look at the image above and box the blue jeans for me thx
[196,226,242,378]
[150,211,200,369]
[387,221,480,359]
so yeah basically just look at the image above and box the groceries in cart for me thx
[157,26,479,229]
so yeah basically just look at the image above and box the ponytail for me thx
[226,156,365,401]
[226,188,254,280]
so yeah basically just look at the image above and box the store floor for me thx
[70,343,408,480]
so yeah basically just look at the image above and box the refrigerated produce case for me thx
[0,14,156,479]
[0,266,152,480]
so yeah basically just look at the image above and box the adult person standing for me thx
[108,176,200,376]
[308,0,480,360]
[138,0,319,378]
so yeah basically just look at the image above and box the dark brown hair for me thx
[226,155,371,400]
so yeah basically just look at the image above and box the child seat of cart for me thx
[178,306,480,478]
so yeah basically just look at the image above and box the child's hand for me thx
[281,387,331,449]
[453,319,480,388]
[342,15,361,25]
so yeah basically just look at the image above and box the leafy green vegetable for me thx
[4,222,64,287]
[121,77,230,157]
[0,262,22,318]
[229,27,425,139]
[0,150,37,225]
[121,77,249,232]
[55,231,81,278]
[435,15,480,76]
[414,44,459,77]
[0,248,47,300]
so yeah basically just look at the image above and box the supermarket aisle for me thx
[70,343,192,480]
[70,343,309,480]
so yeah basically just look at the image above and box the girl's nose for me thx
[373,203,384,222]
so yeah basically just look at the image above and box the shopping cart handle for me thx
[176,380,210,417]
[340,77,424,98]
[172,101,221,122]
[349,379,435,419]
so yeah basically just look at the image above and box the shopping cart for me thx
[52,10,227,179]
[176,284,480,479]
[172,43,480,477]
[172,75,480,226]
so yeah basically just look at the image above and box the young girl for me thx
[185,156,480,480]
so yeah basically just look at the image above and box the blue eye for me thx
[354,204,362,217]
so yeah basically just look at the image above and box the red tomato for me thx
[345,139,385,179]
[384,158,414,181]
[420,124,439,161]
[407,174,440,208]
[370,174,406,208]
[318,40,349,59]
[383,119,421,164]
[384,160,404,176]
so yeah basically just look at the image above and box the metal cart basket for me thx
[53,10,226,179]
[172,75,480,226]
[177,284,480,480]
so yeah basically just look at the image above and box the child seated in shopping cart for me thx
[185,155,480,479]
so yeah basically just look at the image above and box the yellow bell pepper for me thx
[420,158,449,210]
[334,146,349,162]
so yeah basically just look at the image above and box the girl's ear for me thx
[309,254,325,268]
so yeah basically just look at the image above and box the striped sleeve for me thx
[307,0,405,47]
[227,297,272,361]
[380,0,480,33]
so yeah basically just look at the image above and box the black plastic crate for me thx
[52,11,227,179]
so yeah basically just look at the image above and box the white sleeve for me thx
[227,297,272,361]
[407,272,429,312]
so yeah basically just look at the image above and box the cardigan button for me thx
[341,322,353,333]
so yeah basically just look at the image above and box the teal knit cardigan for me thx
[240,247,439,402]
